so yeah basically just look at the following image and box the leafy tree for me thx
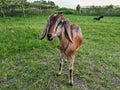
[7,0,17,15]
[76,4,81,15]
[40,0,47,4]
[0,0,18,17]
[0,0,8,17]
[105,5,114,15]
[14,0,27,17]
[48,0,55,6]
[21,0,27,17]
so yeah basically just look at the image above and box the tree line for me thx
[76,4,120,16]
[0,0,120,17]
[0,0,58,17]
[55,5,120,16]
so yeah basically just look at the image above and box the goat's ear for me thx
[64,20,73,43]
[39,18,50,40]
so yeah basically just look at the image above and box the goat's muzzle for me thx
[47,34,53,41]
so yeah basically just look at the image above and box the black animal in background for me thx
[93,16,104,21]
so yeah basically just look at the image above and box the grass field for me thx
[0,15,120,90]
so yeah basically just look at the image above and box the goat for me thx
[39,14,83,85]
[93,15,104,21]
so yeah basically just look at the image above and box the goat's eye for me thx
[58,21,62,26]
[59,20,62,23]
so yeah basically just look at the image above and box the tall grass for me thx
[0,15,120,90]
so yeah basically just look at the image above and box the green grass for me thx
[0,15,120,90]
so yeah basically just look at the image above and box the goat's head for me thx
[39,14,72,42]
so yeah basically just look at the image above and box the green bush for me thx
[54,8,75,14]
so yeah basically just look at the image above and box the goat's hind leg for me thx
[69,54,75,85]
[58,53,65,75]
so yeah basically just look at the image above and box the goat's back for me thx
[59,24,82,57]
[70,24,82,51]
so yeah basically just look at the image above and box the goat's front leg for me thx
[69,54,75,85]
[58,53,64,75]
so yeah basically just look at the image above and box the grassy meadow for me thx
[0,15,120,90]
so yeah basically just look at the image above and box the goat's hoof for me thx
[57,72,61,76]
[69,82,73,86]
[64,59,68,63]
[69,81,73,86]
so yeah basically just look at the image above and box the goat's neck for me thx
[58,28,69,51]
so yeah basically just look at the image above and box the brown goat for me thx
[39,14,83,85]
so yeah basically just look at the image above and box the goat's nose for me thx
[47,34,52,39]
